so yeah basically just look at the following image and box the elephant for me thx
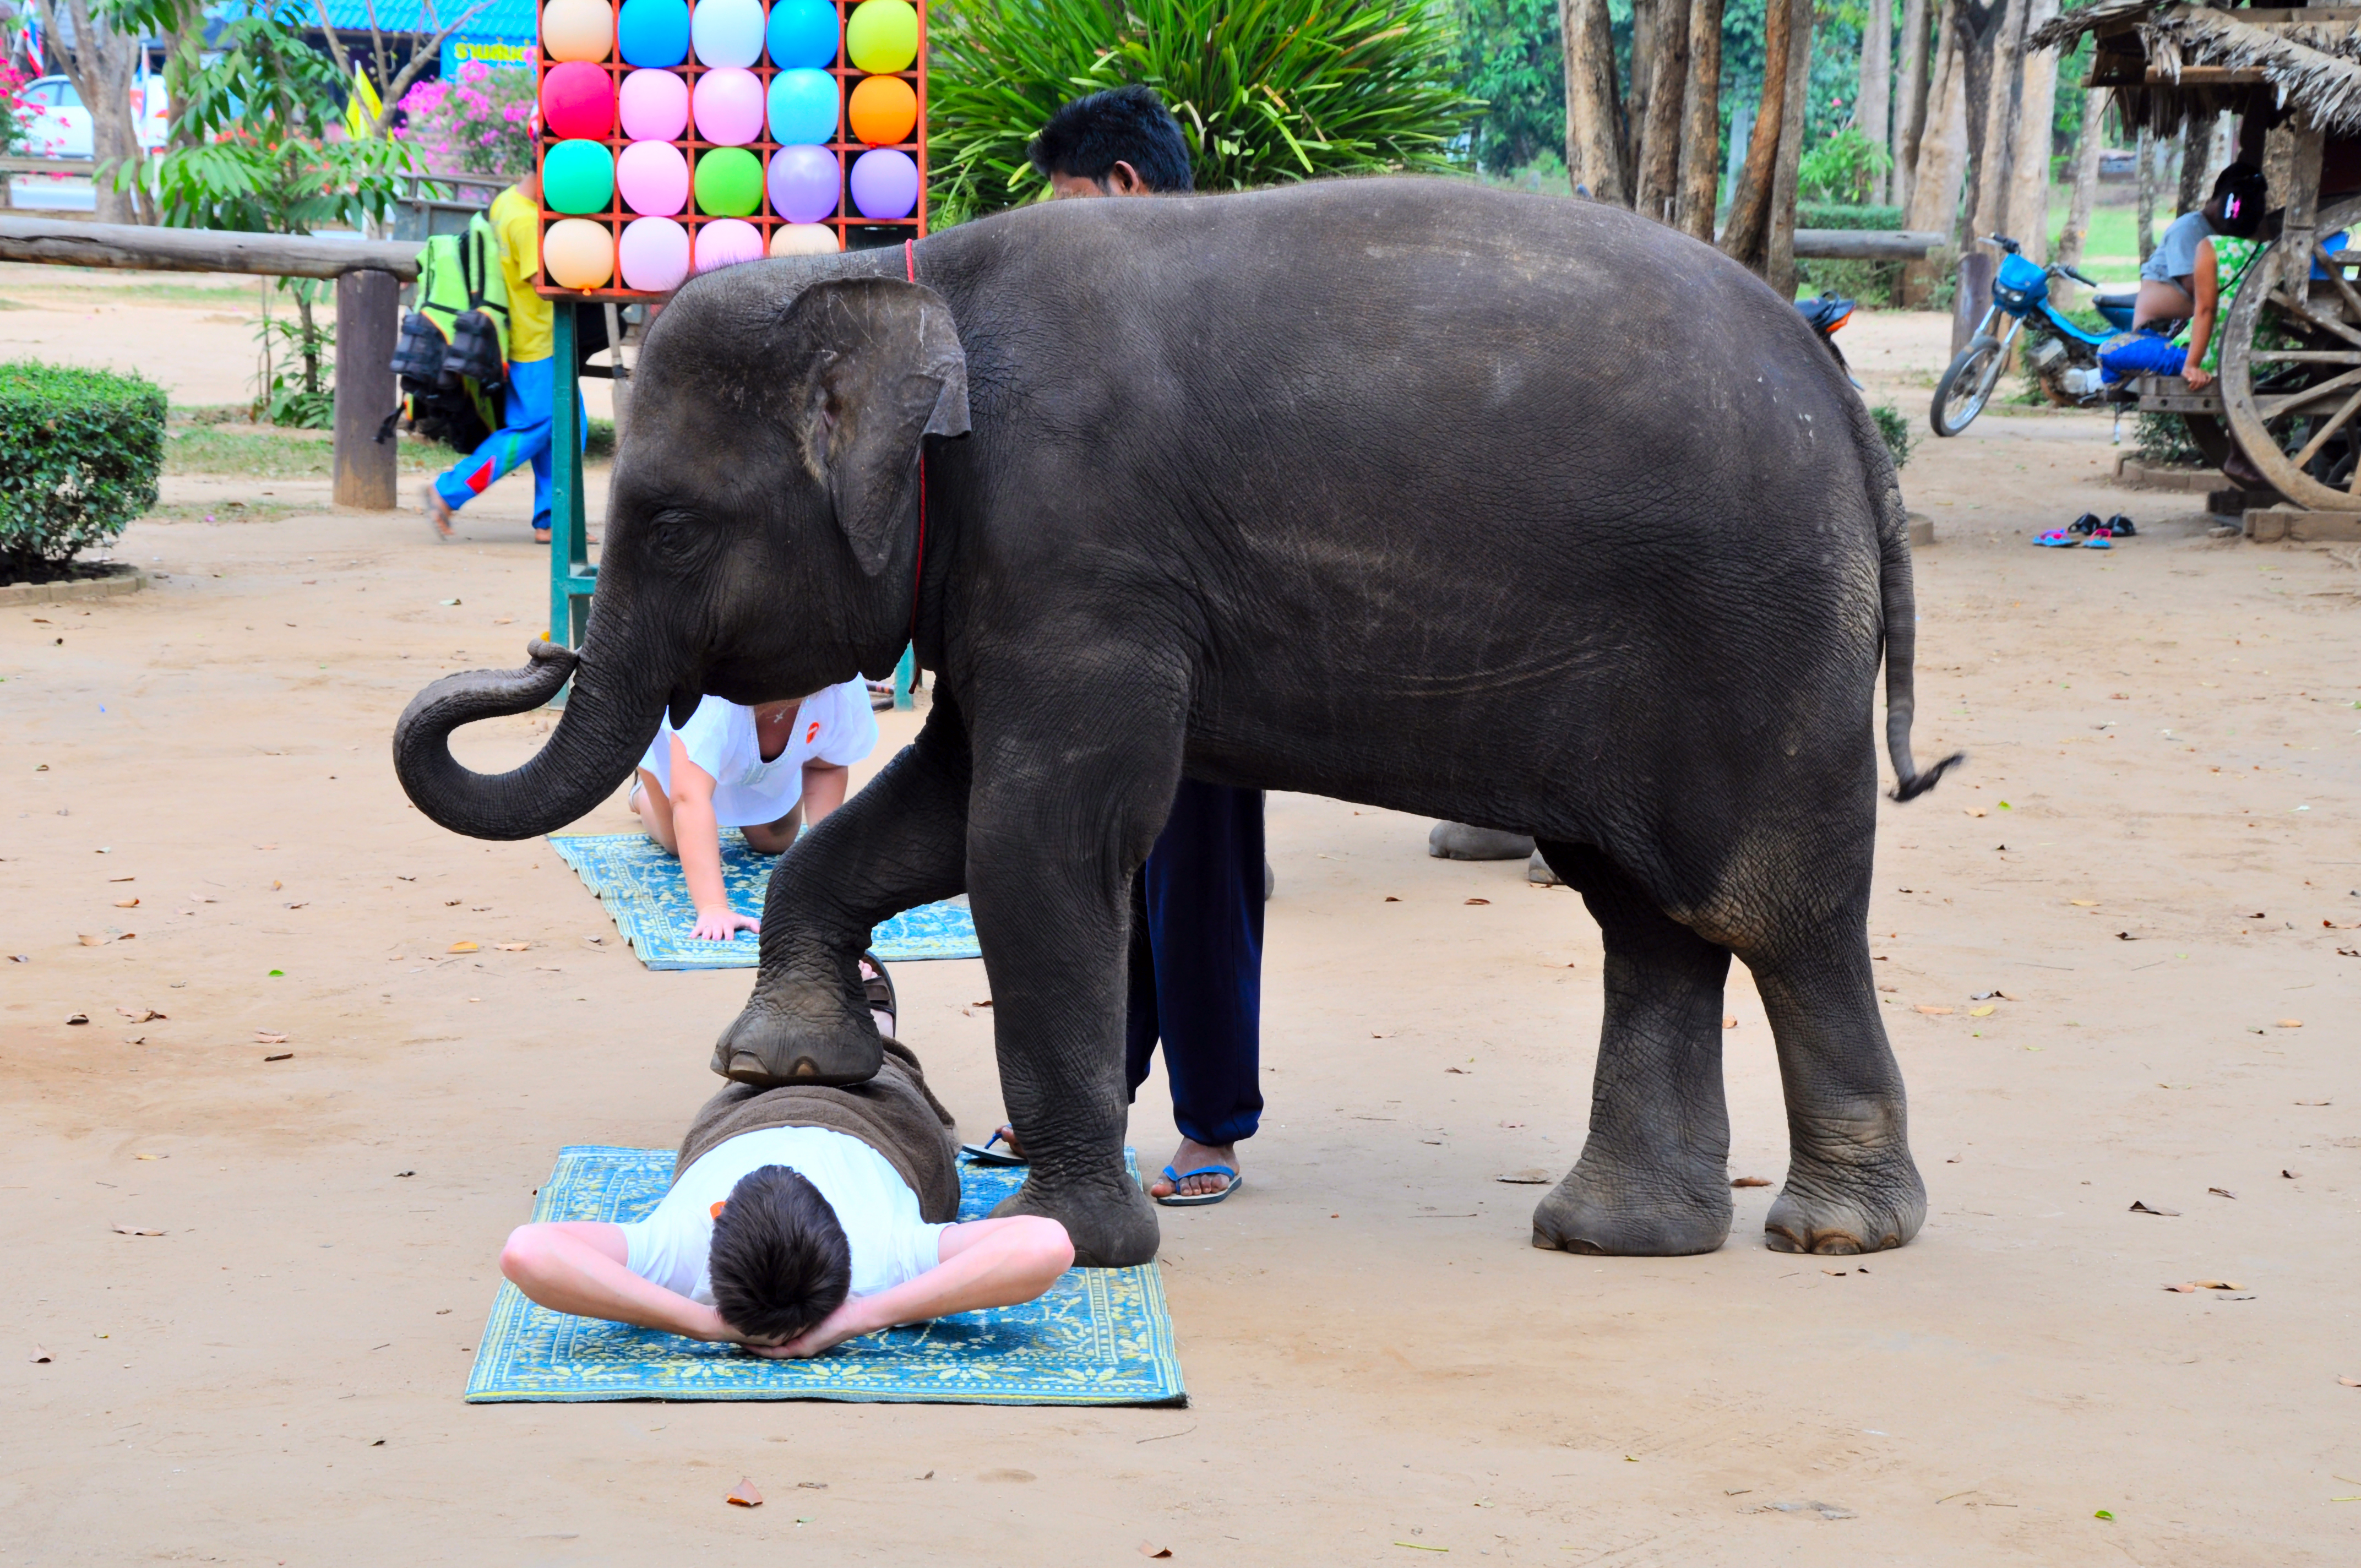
[394,177,1959,1270]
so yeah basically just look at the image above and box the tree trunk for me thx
[1765,0,1818,296]
[1956,0,2000,200]
[1967,0,2031,243]
[1674,0,1726,241]
[1627,0,1658,185]
[1635,0,1692,224]
[2136,119,2158,258]
[38,0,143,225]
[1561,0,1630,204]
[1859,0,1895,205]
[2001,0,2058,259]
[1720,0,1792,267]
[2054,88,2107,270]
[1899,0,1968,304]
[1894,0,1934,212]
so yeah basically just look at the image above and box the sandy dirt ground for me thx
[4,274,2359,1566]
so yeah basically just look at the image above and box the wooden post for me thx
[1953,250,1998,356]
[2280,122,2326,295]
[331,268,399,510]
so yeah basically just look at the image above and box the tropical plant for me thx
[254,277,337,429]
[1451,0,1560,177]
[928,0,1482,225]
[1798,124,1892,205]
[397,59,537,182]
[0,59,36,155]
[0,360,166,581]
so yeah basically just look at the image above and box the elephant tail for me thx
[1864,409,1965,804]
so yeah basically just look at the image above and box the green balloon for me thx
[693,146,763,217]
[542,139,615,216]
[845,0,918,74]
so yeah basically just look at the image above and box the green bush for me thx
[1872,403,1913,470]
[2134,411,2206,466]
[928,0,1481,225]
[0,361,166,581]
[1795,204,1907,307]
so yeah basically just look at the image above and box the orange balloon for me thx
[846,73,917,148]
[542,217,615,290]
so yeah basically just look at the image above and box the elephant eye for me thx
[646,511,698,561]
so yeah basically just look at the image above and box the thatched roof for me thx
[2031,2,2361,133]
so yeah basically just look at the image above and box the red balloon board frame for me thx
[534,0,928,300]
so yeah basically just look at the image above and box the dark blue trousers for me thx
[1126,779,1265,1148]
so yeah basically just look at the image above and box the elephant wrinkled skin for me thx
[393,178,1958,1268]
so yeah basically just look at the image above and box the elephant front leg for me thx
[711,702,971,1087]
[964,763,1168,1270]
[1530,842,1737,1257]
[1749,917,1925,1256]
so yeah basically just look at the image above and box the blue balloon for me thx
[616,0,689,67]
[766,67,840,147]
[766,0,840,68]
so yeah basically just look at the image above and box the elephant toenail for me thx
[791,1059,818,1079]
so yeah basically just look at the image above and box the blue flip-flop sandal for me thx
[1155,1164,1242,1207]
[959,1127,1028,1167]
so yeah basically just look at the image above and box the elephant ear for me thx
[784,277,970,578]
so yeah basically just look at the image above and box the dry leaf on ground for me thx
[117,1007,164,1022]
[112,897,138,908]
[111,1224,164,1237]
[264,1052,292,1061]
[1722,1015,1739,1028]
[1969,1004,1996,1017]
[2070,900,2099,907]
[77,934,107,946]
[64,1013,88,1025]
[1464,897,1490,906]
[1138,1545,1173,1560]
[2129,1201,2181,1216]
[1915,1004,1954,1016]
[1732,1176,1773,1188]
[1494,1169,1551,1184]
[2340,1376,2361,1389]
[494,941,530,951]
[2278,1019,2304,1028]
[255,1031,287,1044]
[726,1479,763,1507]
[2208,1186,2237,1199]
[448,941,478,953]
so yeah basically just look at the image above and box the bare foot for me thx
[1150,1137,1239,1200]
[534,528,553,545]
[421,483,455,541]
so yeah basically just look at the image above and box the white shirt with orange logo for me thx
[637,679,878,828]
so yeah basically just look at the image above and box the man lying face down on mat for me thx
[501,1040,1073,1358]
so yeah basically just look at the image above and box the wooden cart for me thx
[2036,1,2361,524]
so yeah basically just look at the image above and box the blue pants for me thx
[432,357,585,534]
[1126,780,1265,1148]
[2098,330,2187,384]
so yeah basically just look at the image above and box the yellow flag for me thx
[345,65,385,138]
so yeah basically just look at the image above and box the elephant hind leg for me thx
[1529,841,1735,1258]
[1746,918,1925,1256]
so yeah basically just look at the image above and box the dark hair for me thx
[705,1165,851,1342]
[1027,84,1194,193]
[2208,161,2267,237]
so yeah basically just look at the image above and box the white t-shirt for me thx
[619,1125,947,1306]
[637,680,878,829]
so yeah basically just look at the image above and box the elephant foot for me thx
[1529,1155,1733,1257]
[709,998,882,1088]
[1762,1150,1927,1255]
[1428,821,1536,861]
[1527,850,1563,886]
[990,1169,1160,1268]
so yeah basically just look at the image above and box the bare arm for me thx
[499,1221,745,1342]
[668,733,758,941]
[2183,239,2222,389]
[750,1216,1075,1359]
[799,761,850,826]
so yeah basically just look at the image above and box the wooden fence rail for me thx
[0,216,421,280]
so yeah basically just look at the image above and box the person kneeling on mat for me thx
[500,1043,1073,1358]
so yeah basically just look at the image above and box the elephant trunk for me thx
[392,634,672,841]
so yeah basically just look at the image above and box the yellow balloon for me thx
[543,217,616,289]
[769,223,841,256]
[845,0,918,74]
[541,0,616,63]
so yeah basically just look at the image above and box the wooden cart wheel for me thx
[2220,193,2361,510]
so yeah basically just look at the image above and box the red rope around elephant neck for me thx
[904,239,927,652]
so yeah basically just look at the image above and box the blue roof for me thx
[308,0,535,38]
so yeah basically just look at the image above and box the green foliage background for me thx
[928,0,1482,224]
[0,361,166,578]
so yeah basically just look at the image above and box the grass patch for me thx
[3,280,264,307]
[142,497,304,524]
[162,424,444,477]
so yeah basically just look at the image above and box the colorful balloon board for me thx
[536,0,926,297]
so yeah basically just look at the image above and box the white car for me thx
[17,74,170,159]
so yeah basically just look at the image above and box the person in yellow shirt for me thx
[423,159,583,545]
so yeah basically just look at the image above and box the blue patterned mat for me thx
[548,831,980,970]
[464,1147,1186,1406]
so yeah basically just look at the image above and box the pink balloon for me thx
[693,217,764,273]
[616,140,689,216]
[618,216,691,292]
[691,67,764,147]
[617,68,689,142]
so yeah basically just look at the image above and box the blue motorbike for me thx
[1931,235,2140,437]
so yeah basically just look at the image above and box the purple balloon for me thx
[848,147,918,221]
[617,216,690,293]
[766,144,841,225]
